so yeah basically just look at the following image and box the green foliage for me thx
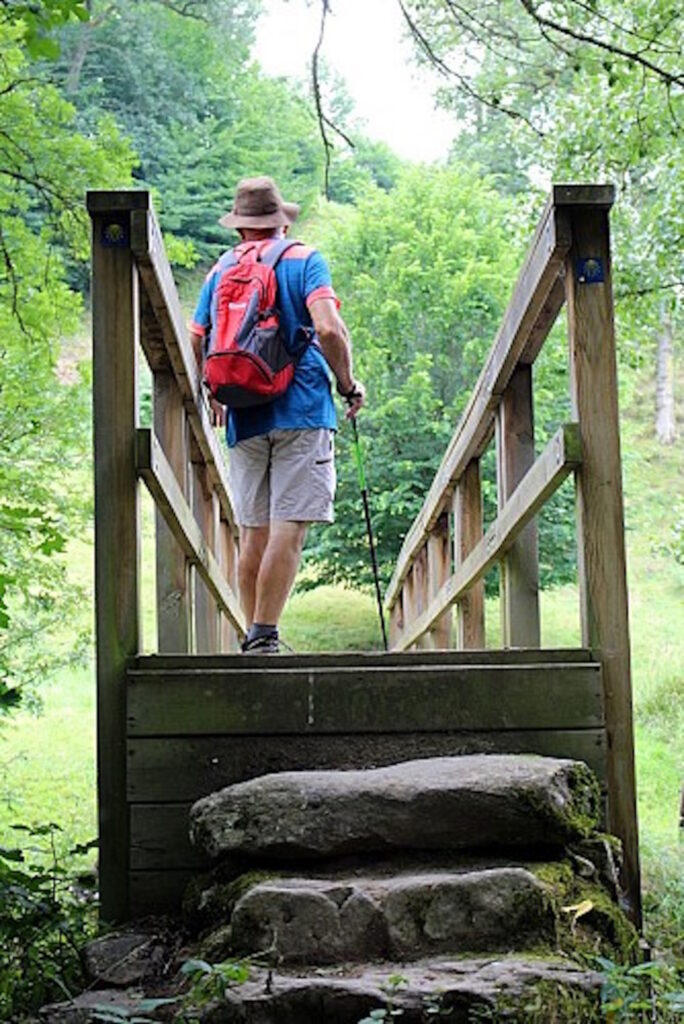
[177,956,252,1018]
[596,956,684,1022]
[0,822,97,1020]
[0,16,135,714]
[54,0,324,261]
[305,167,576,589]
[405,0,684,366]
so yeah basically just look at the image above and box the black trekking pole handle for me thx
[350,415,389,652]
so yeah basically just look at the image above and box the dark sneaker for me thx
[241,632,279,655]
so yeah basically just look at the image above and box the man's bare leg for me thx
[253,520,309,626]
[238,525,270,628]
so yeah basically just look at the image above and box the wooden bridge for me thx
[86,184,639,927]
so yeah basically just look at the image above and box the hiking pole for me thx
[349,415,389,651]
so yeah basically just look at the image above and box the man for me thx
[190,176,365,653]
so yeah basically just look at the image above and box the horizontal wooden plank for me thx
[130,648,596,671]
[130,803,206,870]
[128,729,607,803]
[129,869,194,917]
[395,424,581,649]
[129,206,238,535]
[385,201,572,608]
[127,663,603,736]
[137,428,245,636]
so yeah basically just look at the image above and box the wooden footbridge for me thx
[86,184,640,928]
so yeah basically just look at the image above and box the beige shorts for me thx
[228,428,336,527]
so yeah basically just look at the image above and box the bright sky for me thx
[254,0,457,163]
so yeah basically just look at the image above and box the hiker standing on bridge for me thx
[190,176,365,653]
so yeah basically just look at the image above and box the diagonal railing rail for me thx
[383,183,640,922]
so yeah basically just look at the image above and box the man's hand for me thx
[339,380,366,420]
[210,398,226,427]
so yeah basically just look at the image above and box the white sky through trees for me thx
[254,0,456,162]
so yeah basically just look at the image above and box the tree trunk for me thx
[655,303,676,445]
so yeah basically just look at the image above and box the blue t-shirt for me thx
[191,239,338,446]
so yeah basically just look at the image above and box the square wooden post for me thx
[565,199,641,924]
[454,459,485,648]
[153,372,191,652]
[427,513,452,648]
[496,365,540,647]
[89,199,142,921]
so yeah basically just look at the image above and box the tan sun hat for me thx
[219,176,300,230]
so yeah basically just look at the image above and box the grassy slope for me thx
[0,368,682,954]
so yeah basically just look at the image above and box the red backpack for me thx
[204,239,309,408]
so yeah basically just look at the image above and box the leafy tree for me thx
[401,0,683,377]
[0,8,135,714]
[303,166,523,588]
[54,0,325,259]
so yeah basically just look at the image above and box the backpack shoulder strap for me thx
[259,238,299,269]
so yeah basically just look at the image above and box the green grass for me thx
[0,367,682,960]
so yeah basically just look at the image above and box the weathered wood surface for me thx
[397,423,581,650]
[127,729,607,804]
[129,870,194,918]
[191,461,219,653]
[136,428,244,635]
[153,372,191,652]
[127,662,603,736]
[130,804,206,870]
[496,366,540,647]
[427,514,452,648]
[132,648,595,669]
[91,210,140,922]
[385,201,572,609]
[566,204,640,923]
[454,460,485,649]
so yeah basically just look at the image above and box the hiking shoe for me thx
[241,632,279,655]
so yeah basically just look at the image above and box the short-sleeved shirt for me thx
[190,239,338,447]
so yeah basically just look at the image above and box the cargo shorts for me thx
[228,428,336,527]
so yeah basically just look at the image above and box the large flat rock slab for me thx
[190,754,599,861]
[229,867,554,963]
[196,957,603,1023]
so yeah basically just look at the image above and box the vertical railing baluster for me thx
[427,513,452,648]
[454,459,485,648]
[496,365,540,647]
[153,371,191,652]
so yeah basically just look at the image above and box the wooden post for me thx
[89,200,141,921]
[413,546,430,649]
[427,513,452,648]
[389,590,404,649]
[565,201,641,923]
[402,573,417,651]
[192,460,219,653]
[496,365,540,647]
[216,499,239,652]
[454,459,485,648]
[153,372,191,652]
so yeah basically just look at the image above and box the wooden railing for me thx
[87,191,245,919]
[385,183,640,921]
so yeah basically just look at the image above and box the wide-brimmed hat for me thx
[219,176,300,230]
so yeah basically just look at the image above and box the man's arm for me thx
[308,297,365,418]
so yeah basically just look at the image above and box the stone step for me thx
[228,866,555,964]
[190,754,600,862]
[193,957,603,1023]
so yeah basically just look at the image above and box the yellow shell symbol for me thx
[104,222,125,244]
